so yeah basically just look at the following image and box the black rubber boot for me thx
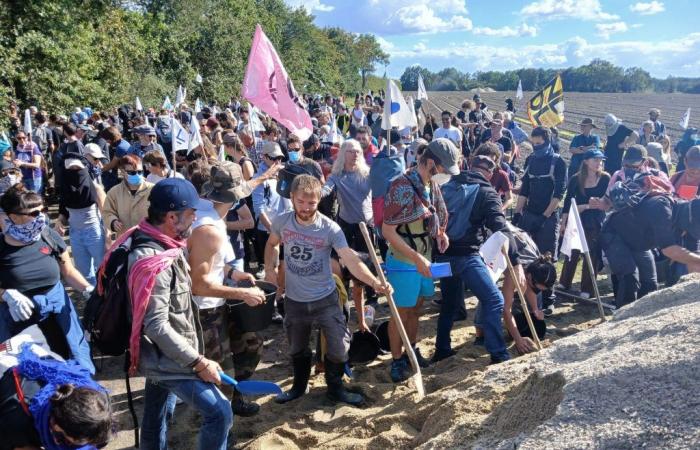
[275,352,312,404]
[325,359,363,406]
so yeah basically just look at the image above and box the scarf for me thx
[383,169,448,238]
[532,142,554,158]
[17,346,106,450]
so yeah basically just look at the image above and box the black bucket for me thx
[348,330,381,364]
[375,320,391,353]
[227,280,277,332]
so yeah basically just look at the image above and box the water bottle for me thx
[363,305,375,328]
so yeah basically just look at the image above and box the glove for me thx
[512,212,522,226]
[2,289,35,322]
[81,285,95,301]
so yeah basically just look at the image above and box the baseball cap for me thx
[148,178,200,212]
[202,162,248,204]
[77,124,91,132]
[134,124,157,136]
[84,143,106,159]
[582,149,606,160]
[471,154,496,172]
[64,158,86,169]
[0,160,17,172]
[427,138,461,175]
[622,145,647,165]
[685,146,700,169]
[262,141,284,159]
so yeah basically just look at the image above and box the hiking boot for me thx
[231,397,260,417]
[412,347,431,368]
[430,349,457,363]
[325,359,363,406]
[275,352,312,404]
[473,336,485,346]
[431,297,442,307]
[271,311,284,324]
[390,357,410,383]
[489,354,511,365]
[543,305,555,317]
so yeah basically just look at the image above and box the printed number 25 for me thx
[290,245,312,261]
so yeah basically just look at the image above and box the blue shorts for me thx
[385,253,434,308]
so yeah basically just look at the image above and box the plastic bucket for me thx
[375,320,391,353]
[348,330,381,364]
[227,280,277,332]
[430,262,452,278]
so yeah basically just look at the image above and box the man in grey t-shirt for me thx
[265,174,391,406]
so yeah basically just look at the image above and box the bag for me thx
[440,179,479,241]
[609,170,673,211]
[369,150,405,228]
[276,164,312,199]
[33,126,49,152]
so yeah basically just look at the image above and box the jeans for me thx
[140,378,233,450]
[23,177,43,194]
[606,239,658,308]
[435,254,510,362]
[70,223,105,286]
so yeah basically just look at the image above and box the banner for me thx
[417,73,428,100]
[242,24,313,141]
[680,107,691,130]
[189,113,203,152]
[527,74,564,128]
[175,85,184,107]
[382,78,417,130]
[171,118,189,152]
[135,97,143,112]
[516,79,523,101]
[23,109,33,137]
[560,198,589,257]
[162,96,173,111]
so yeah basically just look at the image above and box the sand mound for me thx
[243,275,700,450]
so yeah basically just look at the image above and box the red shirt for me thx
[490,169,512,196]
[363,143,379,165]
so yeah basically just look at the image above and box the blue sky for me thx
[283,0,699,79]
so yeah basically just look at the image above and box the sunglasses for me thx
[16,136,27,140]
[13,209,43,217]
[126,170,144,175]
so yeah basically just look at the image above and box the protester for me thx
[143,150,183,184]
[569,118,601,175]
[0,160,20,198]
[670,146,700,199]
[603,113,638,174]
[558,149,610,297]
[648,108,666,138]
[289,134,324,181]
[0,185,95,373]
[606,145,672,193]
[100,126,132,191]
[674,128,700,172]
[472,142,513,210]
[103,155,154,240]
[13,131,44,194]
[265,175,391,405]
[433,111,462,147]
[513,127,567,315]
[435,153,524,363]
[382,139,455,380]
[355,126,379,166]
[128,125,166,162]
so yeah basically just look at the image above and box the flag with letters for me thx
[527,74,564,128]
[171,118,189,152]
[560,199,589,257]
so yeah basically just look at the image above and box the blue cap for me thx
[134,124,157,136]
[583,149,606,160]
[148,178,200,212]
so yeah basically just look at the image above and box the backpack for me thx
[277,164,313,199]
[608,170,674,211]
[369,149,405,228]
[440,179,479,241]
[33,126,49,152]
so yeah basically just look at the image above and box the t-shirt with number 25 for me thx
[271,211,349,302]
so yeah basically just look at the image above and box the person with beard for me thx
[355,126,379,166]
[265,175,392,406]
[513,127,567,316]
[121,178,234,449]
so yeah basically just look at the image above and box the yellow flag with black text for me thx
[527,74,564,128]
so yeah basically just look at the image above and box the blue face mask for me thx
[127,173,143,185]
[288,151,300,163]
[532,142,553,158]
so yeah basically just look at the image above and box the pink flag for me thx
[242,25,312,141]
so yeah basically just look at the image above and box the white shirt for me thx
[433,126,462,146]
[146,170,184,185]
[191,199,235,309]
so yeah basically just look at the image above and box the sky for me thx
[283,0,699,79]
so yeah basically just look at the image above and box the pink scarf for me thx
[96,219,187,375]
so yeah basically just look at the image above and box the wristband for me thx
[226,267,235,281]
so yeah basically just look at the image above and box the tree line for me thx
[400,59,700,94]
[0,0,388,126]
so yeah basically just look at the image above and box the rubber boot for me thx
[275,352,312,404]
[325,358,363,406]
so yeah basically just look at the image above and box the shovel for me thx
[219,372,283,396]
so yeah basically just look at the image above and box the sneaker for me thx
[255,267,266,280]
[543,305,555,317]
[431,297,443,307]
[580,292,591,299]
[412,347,431,368]
[390,358,410,383]
[271,311,284,324]
[473,336,485,346]
[430,349,456,363]
[231,398,260,417]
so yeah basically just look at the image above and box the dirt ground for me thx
[100,271,613,450]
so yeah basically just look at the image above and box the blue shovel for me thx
[219,372,283,396]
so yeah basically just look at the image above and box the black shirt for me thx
[0,229,66,297]
[562,173,610,226]
[0,372,42,450]
[293,158,324,181]
[520,153,568,215]
[609,195,677,251]
[604,125,633,174]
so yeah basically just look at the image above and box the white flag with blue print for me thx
[382,79,416,130]
[171,118,189,152]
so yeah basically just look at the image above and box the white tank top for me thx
[192,199,235,309]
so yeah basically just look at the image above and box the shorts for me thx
[385,252,434,308]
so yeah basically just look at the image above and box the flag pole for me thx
[502,245,542,351]
[170,114,177,172]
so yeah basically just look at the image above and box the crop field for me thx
[418,91,700,157]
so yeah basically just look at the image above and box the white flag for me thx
[479,231,509,283]
[407,95,418,128]
[175,85,184,107]
[383,79,417,130]
[516,79,523,101]
[23,109,33,137]
[249,104,266,133]
[194,98,202,113]
[162,96,173,111]
[195,73,203,83]
[135,97,143,112]
[560,198,589,257]
[417,73,428,100]
[171,118,189,152]
[189,113,203,153]
[680,107,691,130]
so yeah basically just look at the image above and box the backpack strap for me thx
[39,227,63,261]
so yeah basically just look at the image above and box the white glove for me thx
[2,289,35,322]
[81,285,95,301]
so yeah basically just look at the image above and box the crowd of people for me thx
[1,91,700,449]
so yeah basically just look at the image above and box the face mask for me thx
[4,213,47,244]
[532,142,552,158]
[288,151,301,163]
[89,165,102,179]
[0,173,18,192]
[127,173,143,185]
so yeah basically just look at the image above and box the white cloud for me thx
[596,21,629,39]
[285,0,334,12]
[472,23,538,38]
[630,1,665,15]
[375,36,396,53]
[521,0,618,21]
[386,4,472,33]
[413,42,427,52]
